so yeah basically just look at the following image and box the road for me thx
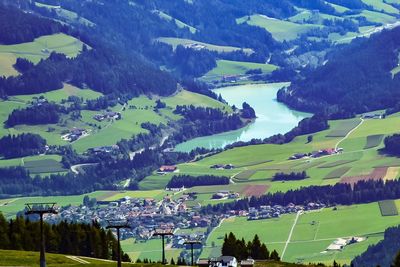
[281,210,302,260]
[335,118,364,150]
[70,163,97,174]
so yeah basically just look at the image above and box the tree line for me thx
[383,134,400,156]
[222,232,280,261]
[352,225,400,267]
[166,175,230,188]
[279,26,400,118]
[201,179,400,214]
[0,212,130,262]
[272,171,308,181]
[0,133,46,159]
[5,103,62,127]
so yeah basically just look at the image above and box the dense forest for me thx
[272,171,308,181]
[278,27,400,117]
[0,5,65,44]
[202,179,400,213]
[0,213,130,262]
[352,225,400,267]
[0,134,47,159]
[166,175,230,188]
[383,134,400,156]
[5,103,62,127]
[222,232,280,261]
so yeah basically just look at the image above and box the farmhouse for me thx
[88,145,119,154]
[61,128,88,142]
[197,256,238,267]
[93,111,122,121]
[158,165,178,174]
[362,113,382,119]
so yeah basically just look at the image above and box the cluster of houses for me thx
[247,203,326,221]
[362,113,383,119]
[325,237,365,252]
[31,96,48,107]
[210,164,235,170]
[44,194,223,243]
[212,190,240,200]
[197,256,255,267]
[289,148,343,160]
[61,127,88,142]
[87,145,120,154]
[93,111,122,122]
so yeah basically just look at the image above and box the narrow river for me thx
[174,83,311,152]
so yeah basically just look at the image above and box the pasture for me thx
[236,14,320,41]
[202,60,278,81]
[0,33,86,64]
[156,37,253,54]
[203,201,400,265]
[121,238,182,263]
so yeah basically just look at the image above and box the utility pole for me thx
[106,220,131,267]
[25,202,58,267]
[153,228,174,265]
[184,240,202,266]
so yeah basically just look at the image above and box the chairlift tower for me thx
[184,240,202,266]
[153,228,174,265]
[106,220,131,267]
[25,202,58,267]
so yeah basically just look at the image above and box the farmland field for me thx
[326,119,361,137]
[0,33,86,64]
[378,200,398,216]
[156,37,253,54]
[236,14,320,41]
[364,134,384,149]
[202,60,278,81]
[324,167,351,179]
[204,202,400,264]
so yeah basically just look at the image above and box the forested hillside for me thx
[278,27,400,117]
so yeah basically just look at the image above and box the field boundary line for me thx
[335,118,364,150]
[281,210,302,260]
[66,256,90,264]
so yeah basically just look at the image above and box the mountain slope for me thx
[278,26,400,117]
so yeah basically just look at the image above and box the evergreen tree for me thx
[394,252,400,267]
[270,250,280,261]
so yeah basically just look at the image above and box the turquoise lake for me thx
[174,83,311,152]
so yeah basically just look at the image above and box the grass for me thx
[121,238,182,262]
[154,10,197,33]
[102,190,166,201]
[324,167,352,179]
[0,33,86,64]
[378,200,398,216]
[203,201,400,264]
[0,249,148,266]
[202,60,278,81]
[0,53,18,77]
[24,159,67,174]
[163,90,231,112]
[236,14,321,41]
[364,134,384,149]
[326,119,361,137]
[360,0,399,14]
[156,37,253,54]
[318,159,359,168]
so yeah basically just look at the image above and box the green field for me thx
[154,10,197,33]
[237,14,320,41]
[121,238,182,263]
[202,60,278,81]
[324,167,351,179]
[0,249,148,266]
[364,134,384,149]
[203,202,400,265]
[378,200,398,216]
[360,0,399,14]
[0,33,86,64]
[156,37,254,54]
